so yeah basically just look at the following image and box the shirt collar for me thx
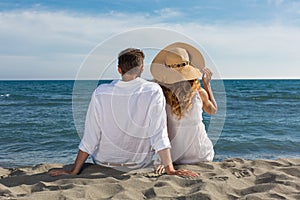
[115,77,144,88]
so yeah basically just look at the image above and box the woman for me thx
[151,42,217,169]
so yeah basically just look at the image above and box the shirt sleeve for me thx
[148,87,171,153]
[78,91,102,155]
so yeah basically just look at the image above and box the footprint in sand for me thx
[209,176,229,181]
[232,168,253,178]
[220,161,236,169]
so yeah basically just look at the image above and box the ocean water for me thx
[0,80,299,168]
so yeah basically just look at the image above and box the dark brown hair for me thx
[118,48,145,75]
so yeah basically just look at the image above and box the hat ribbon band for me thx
[166,61,190,68]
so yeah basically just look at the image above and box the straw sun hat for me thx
[150,42,205,84]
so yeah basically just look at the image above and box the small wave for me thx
[8,94,39,101]
[0,94,10,97]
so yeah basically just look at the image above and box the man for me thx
[49,48,197,177]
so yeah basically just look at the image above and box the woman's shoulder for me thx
[197,87,206,94]
[197,87,208,100]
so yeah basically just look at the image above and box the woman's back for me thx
[167,92,214,164]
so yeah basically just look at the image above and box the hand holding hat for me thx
[202,67,213,87]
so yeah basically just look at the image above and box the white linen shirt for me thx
[79,77,171,168]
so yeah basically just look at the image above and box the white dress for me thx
[167,92,214,164]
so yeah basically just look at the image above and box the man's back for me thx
[79,77,170,168]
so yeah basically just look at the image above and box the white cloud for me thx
[0,10,300,79]
[154,8,183,19]
[0,11,153,79]
[178,23,300,78]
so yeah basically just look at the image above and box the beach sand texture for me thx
[0,158,299,200]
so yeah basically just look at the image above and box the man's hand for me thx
[164,164,199,177]
[48,150,89,177]
[167,169,199,177]
[48,169,76,176]
[155,165,165,175]
[157,148,199,177]
[155,164,198,177]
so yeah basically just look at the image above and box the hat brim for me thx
[151,63,202,84]
[150,42,205,84]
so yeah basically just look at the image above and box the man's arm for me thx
[158,148,199,177]
[49,150,89,176]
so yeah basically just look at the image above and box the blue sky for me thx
[0,0,300,79]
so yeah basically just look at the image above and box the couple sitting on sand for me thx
[50,42,217,177]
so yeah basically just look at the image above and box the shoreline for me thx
[1,158,299,199]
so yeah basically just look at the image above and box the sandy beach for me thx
[0,158,299,200]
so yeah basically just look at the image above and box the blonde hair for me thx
[160,79,200,119]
